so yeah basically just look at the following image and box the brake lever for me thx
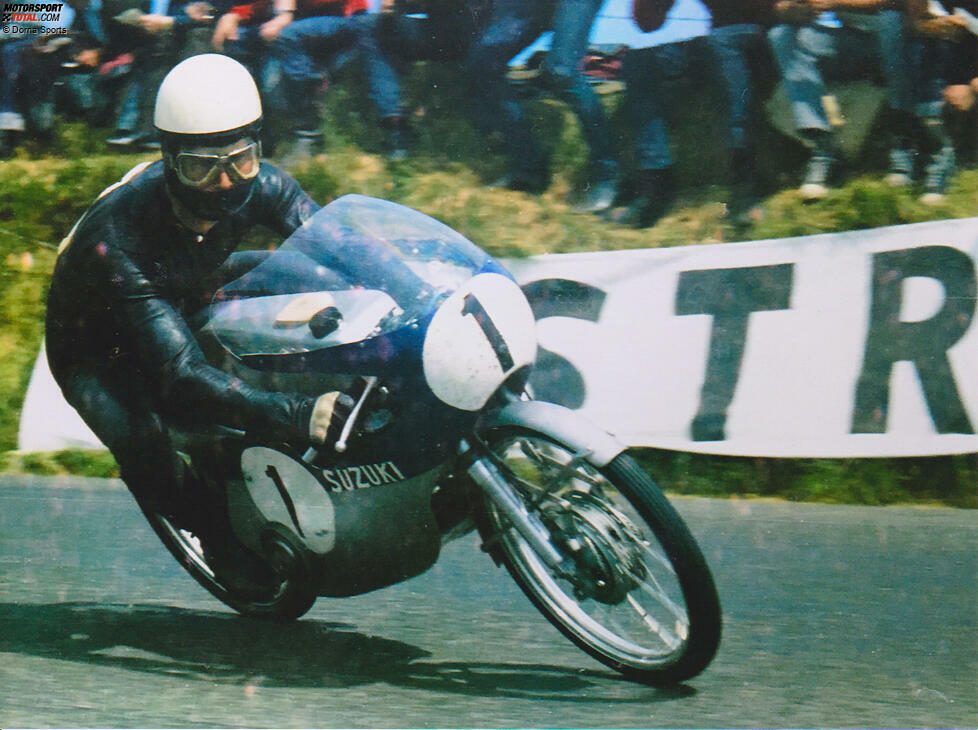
[334,376,379,454]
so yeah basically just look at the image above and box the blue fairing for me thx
[197,195,514,475]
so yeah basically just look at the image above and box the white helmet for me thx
[155,54,264,220]
[155,54,261,136]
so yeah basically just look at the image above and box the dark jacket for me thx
[46,160,321,441]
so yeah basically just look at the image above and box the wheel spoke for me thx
[490,446,583,512]
[585,594,643,641]
[490,445,556,495]
[635,539,678,576]
[631,572,688,626]
[625,594,682,651]
[519,440,603,490]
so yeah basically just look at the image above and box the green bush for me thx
[52,449,120,478]
[633,449,978,508]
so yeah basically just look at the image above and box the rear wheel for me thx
[479,429,721,684]
[138,462,317,622]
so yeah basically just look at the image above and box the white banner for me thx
[19,217,978,457]
[510,217,978,457]
[18,344,102,452]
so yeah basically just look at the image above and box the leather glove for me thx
[308,391,355,444]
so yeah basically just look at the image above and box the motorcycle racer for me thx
[45,53,351,592]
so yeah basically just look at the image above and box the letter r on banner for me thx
[676,264,794,441]
[852,245,976,434]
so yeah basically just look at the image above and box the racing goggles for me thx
[172,141,261,188]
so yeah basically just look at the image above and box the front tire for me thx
[478,429,721,684]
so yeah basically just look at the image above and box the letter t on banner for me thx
[676,264,794,441]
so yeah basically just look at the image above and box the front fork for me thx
[459,438,574,576]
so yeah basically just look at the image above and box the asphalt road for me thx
[0,475,975,729]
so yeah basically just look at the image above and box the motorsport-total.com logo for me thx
[0,0,70,36]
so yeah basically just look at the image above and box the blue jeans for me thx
[115,81,141,132]
[768,10,913,134]
[623,25,761,171]
[462,0,551,177]
[274,13,402,120]
[540,0,616,179]
[706,24,761,151]
[224,25,286,116]
[0,39,34,118]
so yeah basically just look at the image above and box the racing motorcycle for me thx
[145,194,722,685]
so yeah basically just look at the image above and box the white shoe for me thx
[885,147,916,188]
[920,145,955,206]
[799,153,834,202]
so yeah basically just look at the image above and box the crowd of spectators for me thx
[1,0,976,228]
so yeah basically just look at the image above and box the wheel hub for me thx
[549,493,646,605]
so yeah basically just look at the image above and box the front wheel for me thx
[478,429,721,685]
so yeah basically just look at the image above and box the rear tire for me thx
[478,428,721,685]
[138,490,316,622]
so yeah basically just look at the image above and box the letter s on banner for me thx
[522,278,607,409]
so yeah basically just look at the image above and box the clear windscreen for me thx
[202,195,491,357]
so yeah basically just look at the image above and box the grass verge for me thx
[2,74,978,507]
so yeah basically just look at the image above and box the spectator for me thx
[458,0,632,207]
[58,0,112,125]
[539,0,622,212]
[258,0,408,161]
[0,1,80,155]
[377,0,490,64]
[620,0,775,228]
[47,0,135,131]
[906,0,976,203]
[103,0,219,150]
[212,0,296,152]
[371,0,491,162]
[460,0,554,192]
[767,0,919,201]
[1,39,47,154]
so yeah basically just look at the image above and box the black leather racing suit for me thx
[45,159,320,520]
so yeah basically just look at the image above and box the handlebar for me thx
[335,376,378,453]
